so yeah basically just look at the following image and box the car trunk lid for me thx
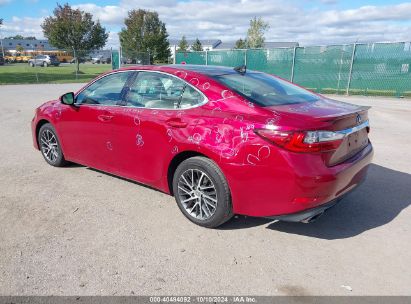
[266,98,370,166]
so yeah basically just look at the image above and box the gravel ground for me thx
[0,84,410,296]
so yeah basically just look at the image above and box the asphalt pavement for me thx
[0,84,410,296]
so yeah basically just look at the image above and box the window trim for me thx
[74,70,209,110]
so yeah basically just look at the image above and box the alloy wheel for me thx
[40,129,60,163]
[177,169,218,220]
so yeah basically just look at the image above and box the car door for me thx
[111,71,206,185]
[57,71,134,172]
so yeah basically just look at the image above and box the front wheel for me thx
[38,123,67,167]
[172,157,233,228]
[43,62,48,67]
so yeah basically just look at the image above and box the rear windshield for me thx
[213,72,319,106]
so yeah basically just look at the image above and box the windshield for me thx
[213,72,319,106]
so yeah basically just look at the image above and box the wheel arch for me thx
[167,150,211,195]
[35,119,51,146]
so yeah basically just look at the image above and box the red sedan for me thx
[31,65,373,228]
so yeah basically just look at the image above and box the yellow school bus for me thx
[4,52,32,63]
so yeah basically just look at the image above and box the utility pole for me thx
[0,37,4,58]
[346,43,357,95]
[290,46,297,82]
[0,23,5,58]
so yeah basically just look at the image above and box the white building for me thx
[1,38,57,53]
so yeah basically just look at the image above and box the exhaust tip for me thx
[301,212,324,223]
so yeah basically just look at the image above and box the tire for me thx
[43,61,48,67]
[172,156,233,228]
[29,62,34,67]
[38,123,67,167]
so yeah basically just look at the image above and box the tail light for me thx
[254,129,344,153]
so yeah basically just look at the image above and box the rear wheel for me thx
[38,123,67,167]
[172,157,233,228]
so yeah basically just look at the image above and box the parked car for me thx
[69,57,87,64]
[31,65,373,228]
[28,55,60,67]
[122,58,143,65]
[91,55,111,64]
[0,55,4,65]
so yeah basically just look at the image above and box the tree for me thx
[234,38,248,49]
[246,17,269,49]
[5,35,37,40]
[119,9,171,63]
[41,4,108,72]
[191,38,203,51]
[6,35,24,39]
[15,45,24,53]
[178,36,189,52]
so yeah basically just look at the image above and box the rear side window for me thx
[125,71,204,109]
[180,85,204,109]
[126,72,185,109]
[213,72,319,106]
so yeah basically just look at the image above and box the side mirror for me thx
[60,92,75,105]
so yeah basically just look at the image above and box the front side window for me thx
[76,72,132,106]
[213,72,320,106]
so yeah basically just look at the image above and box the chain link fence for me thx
[0,48,154,84]
[120,50,151,66]
[0,49,113,84]
[175,42,411,97]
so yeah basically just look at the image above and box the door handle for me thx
[98,114,114,122]
[166,118,187,128]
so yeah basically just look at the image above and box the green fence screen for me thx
[175,42,411,97]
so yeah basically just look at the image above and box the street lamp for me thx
[0,26,5,58]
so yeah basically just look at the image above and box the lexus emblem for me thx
[356,114,362,124]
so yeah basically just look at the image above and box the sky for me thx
[1,0,411,47]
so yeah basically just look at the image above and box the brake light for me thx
[254,129,344,153]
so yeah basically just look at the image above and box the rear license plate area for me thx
[347,128,368,152]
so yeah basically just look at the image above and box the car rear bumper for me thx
[225,142,373,217]
[267,187,356,223]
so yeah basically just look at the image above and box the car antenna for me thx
[234,65,246,75]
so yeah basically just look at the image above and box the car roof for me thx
[117,64,242,77]
[167,64,239,76]
[111,64,267,83]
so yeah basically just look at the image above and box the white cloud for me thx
[0,0,12,6]
[3,1,411,47]
[72,3,127,24]
[1,17,45,39]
